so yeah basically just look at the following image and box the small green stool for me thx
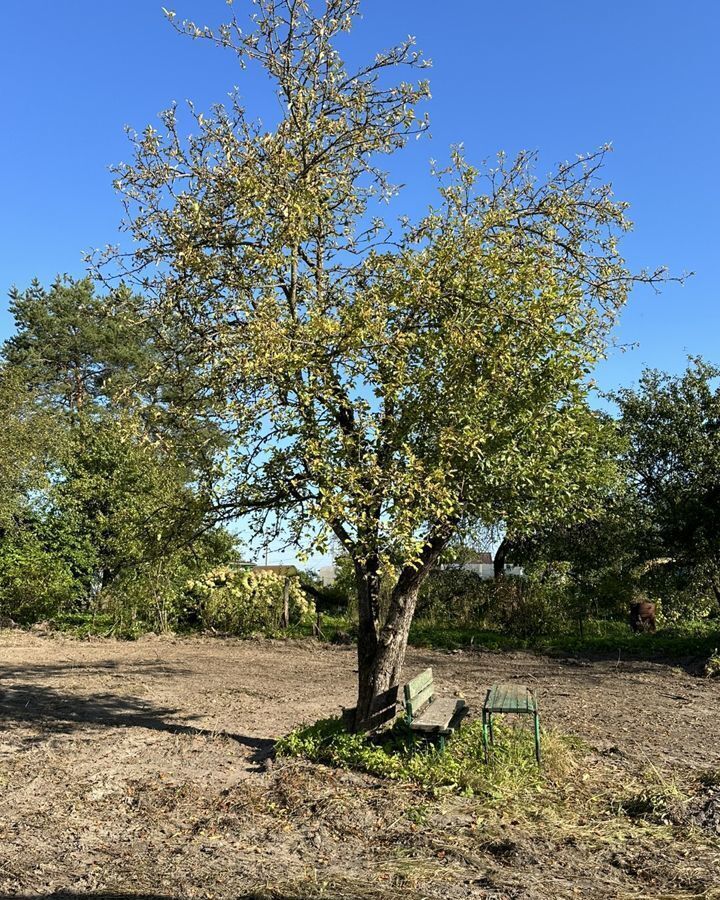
[482,683,541,766]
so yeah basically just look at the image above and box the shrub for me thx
[416,568,490,623]
[183,567,315,635]
[704,649,720,677]
[0,531,78,623]
[414,571,574,639]
[640,562,716,624]
[484,579,568,638]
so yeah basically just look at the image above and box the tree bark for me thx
[351,524,455,731]
[353,579,420,731]
[353,557,381,728]
[712,580,720,612]
[494,537,514,580]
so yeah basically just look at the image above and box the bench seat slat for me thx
[484,683,536,713]
[410,698,468,734]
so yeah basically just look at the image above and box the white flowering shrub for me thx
[184,567,315,634]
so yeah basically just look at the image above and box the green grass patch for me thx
[318,613,720,660]
[276,716,576,800]
[408,622,527,652]
[45,612,133,638]
[408,617,720,659]
[37,609,720,663]
[543,618,720,658]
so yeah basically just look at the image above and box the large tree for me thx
[5,277,149,415]
[614,359,720,609]
[6,277,226,477]
[490,408,623,579]
[0,278,233,626]
[0,366,54,532]
[96,0,667,728]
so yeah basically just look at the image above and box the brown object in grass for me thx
[630,600,656,633]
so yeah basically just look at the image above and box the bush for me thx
[484,579,567,638]
[416,568,490,623]
[100,556,194,636]
[183,567,316,635]
[416,572,571,639]
[704,649,720,677]
[0,531,78,623]
[639,562,716,624]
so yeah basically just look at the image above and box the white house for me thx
[318,564,337,586]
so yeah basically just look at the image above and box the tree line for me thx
[510,359,720,624]
[0,277,235,632]
[2,278,717,636]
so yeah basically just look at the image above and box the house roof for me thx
[463,551,493,565]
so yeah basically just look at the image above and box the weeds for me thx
[276,716,575,800]
[704,648,720,676]
[619,783,686,826]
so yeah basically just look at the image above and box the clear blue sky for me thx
[2,1,718,393]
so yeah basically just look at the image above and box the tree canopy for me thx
[615,359,720,608]
[94,0,668,725]
[0,277,235,630]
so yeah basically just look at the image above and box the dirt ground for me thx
[0,629,719,900]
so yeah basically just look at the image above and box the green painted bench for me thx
[404,667,468,750]
[482,682,541,765]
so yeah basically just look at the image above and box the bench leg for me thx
[439,734,446,753]
[488,711,494,746]
[534,713,541,766]
[482,710,489,763]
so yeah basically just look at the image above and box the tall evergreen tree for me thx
[0,277,233,626]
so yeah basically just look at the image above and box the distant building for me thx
[228,559,257,571]
[440,550,523,580]
[469,552,493,565]
[318,564,337,586]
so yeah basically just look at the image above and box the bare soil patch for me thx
[0,631,718,899]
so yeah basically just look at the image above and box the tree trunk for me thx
[351,527,453,731]
[354,581,420,731]
[494,537,514,580]
[352,558,381,729]
[712,580,720,612]
[338,519,458,731]
[281,577,291,629]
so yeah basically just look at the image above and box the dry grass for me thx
[2,632,720,898]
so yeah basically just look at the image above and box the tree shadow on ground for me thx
[0,676,275,763]
[0,659,193,679]
[0,895,313,900]
[0,895,176,900]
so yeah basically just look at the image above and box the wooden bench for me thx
[403,667,468,750]
[482,682,541,765]
[342,685,399,732]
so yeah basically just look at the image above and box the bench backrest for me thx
[342,684,399,731]
[404,667,435,720]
